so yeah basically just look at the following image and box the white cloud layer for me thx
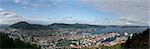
[12,0,65,9]
[0,0,149,26]
[80,0,149,26]
[0,8,49,24]
[0,8,22,24]
[0,8,93,25]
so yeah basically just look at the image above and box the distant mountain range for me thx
[9,21,104,29]
[8,21,149,30]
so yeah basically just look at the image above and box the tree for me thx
[0,33,40,49]
[124,29,149,49]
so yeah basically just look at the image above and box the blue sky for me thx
[0,0,149,26]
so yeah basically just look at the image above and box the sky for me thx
[0,0,149,26]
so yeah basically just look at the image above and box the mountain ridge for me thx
[9,21,104,29]
[9,21,149,29]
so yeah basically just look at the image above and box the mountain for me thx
[9,21,47,29]
[48,23,103,29]
[9,21,104,29]
[9,21,148,30]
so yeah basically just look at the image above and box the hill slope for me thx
[9,21,47,29]
[0,32,40,49]
[124,28,149,49]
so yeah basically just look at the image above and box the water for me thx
[93,26,148,35]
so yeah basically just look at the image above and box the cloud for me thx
[0,8,92,25]
[1,11,20,18]
[118,16,149,26]
[80,0,149,26]
[0,8,49,24]
[0,8,22,24]
[0,8,4,11]
[12,0,48,8]
[0,0,149,26]
[11,0,72,10]
[47,16,96,24]
[0,8,21,19]
[118,18,149,26]
[12,0,61,8]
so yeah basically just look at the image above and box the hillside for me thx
[123,28,149,49]
[9,21,47,29]
[0,32,40,49]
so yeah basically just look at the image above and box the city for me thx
[6,28,128,48]
[0,21,149,49]
[0,0,149,49]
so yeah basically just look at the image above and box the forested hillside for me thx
[123,28,149,49]
[0,32,40,49]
